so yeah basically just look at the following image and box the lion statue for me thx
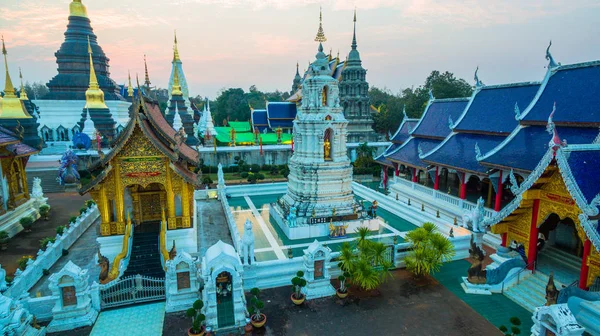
[241,219,255,265]
[31,177,44,199]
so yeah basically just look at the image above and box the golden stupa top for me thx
[1,38,31,119]
[314,7,327,43]
[171,67,183,96]
[127,71,134,97]
[173,30,181,62]
[85,36,107,109]
[70,0,88,18]
[19,68,28,100]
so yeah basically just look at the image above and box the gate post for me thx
[90,281,101,312]
[303,240,335,300]
[165,251,200,313]
[47,261,99,333]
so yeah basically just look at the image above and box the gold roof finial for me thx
[0,37,31,119]
[127,70,134,98]
[173,30,181,62]
[19,68,28,100]
[69,0,88,18]
[143,54,151,88]
[171,68,182,96]
[84,36,107,109]
[314,6,327,43]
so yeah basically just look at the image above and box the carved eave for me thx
[169,162,199,187]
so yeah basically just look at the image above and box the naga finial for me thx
[475,142,482,160]
[545,40,559,68]
[418,143,424,157]
[474,66,482,88]
[402,105,408,119]
[428,88,434,101]
[514,102,521,120]
[448,115,454,129]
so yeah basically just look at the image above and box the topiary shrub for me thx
[291,270,307,300]
[79,207,87,215]
[42,269,50,276]
[56,225,66,236]
[240,172,249,178]
[62,249,69,256]
[86,200,96,208]
[40,237,56,250]
[17,255,34,271]
[19,216,34,232]
[186,299,206,334]
[69,216,77,224]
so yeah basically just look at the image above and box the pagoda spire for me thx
[296,62,300,76]
[171,66,183,96]
[351,8,357,51]
[314,7,327,43]
[19,68,28,100]
[144,54,151,88]
[127,71,134,98]
[85,36,107,109]
[69,0,88,18]
[173,30,181,62]
[2,36,16,98]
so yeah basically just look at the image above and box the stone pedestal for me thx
[47,261,98,333]
[165,251,201,313]
[303,240,335,300]
[201,241,247,332]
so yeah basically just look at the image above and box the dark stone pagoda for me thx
[339,10,378,143]
[291,63,302,95]
[43,0,123,101]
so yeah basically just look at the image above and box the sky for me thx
[1,0,600,98]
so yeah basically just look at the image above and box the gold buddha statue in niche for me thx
[324,138,331,160]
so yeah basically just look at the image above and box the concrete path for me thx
[196,199,233,256]
[244,195,286,260]
[91,302,166,336]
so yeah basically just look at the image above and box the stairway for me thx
[123,231,165,278]
[26,169,65,193]
[503,271,551,313]
[537,246,581,284]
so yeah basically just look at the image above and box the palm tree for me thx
[404,222,455,278]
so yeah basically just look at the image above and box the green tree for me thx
[23,82,49,100]
[214,88,249,125]
[404,222,455,278]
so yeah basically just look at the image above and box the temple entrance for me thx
[536,214,582,285]
[126,183,166,233]
[216,271,235,328]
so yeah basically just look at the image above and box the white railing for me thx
[414,183,434,196]
[219,188,242,252]
[24,295,55,322]
[4,205,99,299]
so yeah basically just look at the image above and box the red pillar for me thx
[394,163,399,177]
[412,168,418,183]
[501,233,508,247]
[459,172,467,199]
[383,167,388,189]
[433,166,440,190]
[494,171,503,211]
[527,199,540,270]
[579,239,592,290]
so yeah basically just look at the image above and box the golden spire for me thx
[127,71,134,98]
[1,37,31,119]
[143,54,151,88]
[171,68,182,96]
[314,6,327,42]
[19,68,28,100]
[85,36,107,109]
[173,30,181,62]
[69,0,88,18]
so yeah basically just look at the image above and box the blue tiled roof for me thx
[521,62,600,124]
[454,83,540,134]
[268,119,294,129]
[391,120,418,143]
[422,133,506,173]
[563,148,600,204]
[251,109,268,132]
[411,98,470,139]
[267,102,297,120]
[386,138,441,169]
[480,125,599,172]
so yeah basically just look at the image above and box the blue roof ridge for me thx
[477,125,527,162]
[267,102,295,105]
[410,96,471,137]
[390,116,419,140]
[431,97,471,102]
[419,132,456,160]
[480,81,541,90]
[554,59,600,72]
[448,86,480,132]
[384,136,414,158]
[561,143,600,153]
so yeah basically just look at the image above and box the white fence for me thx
[219,188,242,252]
[4,205,99,299]
[24,295,55,322]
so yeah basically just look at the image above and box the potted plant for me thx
[248,287,266,328]
[56,225,66,236]
[19,216,33,232]
[69,216,77,226]
[186,299,206,336]
[39,205,50,220]
[291,270,307,305]
[337,272,350,299]
[0,231,9,251]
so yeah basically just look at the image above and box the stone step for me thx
[26,169,65,193]
[541,247,581,271]
[504,273,550,313]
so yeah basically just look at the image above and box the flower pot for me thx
[291,293,305,305]
[188,327,205,336]
[250,314,266,328]
[336,289,348,299]
[244,322,253,334]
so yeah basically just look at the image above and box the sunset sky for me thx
[1,0,600,98]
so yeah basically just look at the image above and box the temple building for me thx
[164,64,199,147]
[80,92,200,282]
[287,10,380,143]
[34,0,129,145]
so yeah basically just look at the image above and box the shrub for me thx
[269,167,279,175]
[291,270,307,299]
[69,216,77,224]
[280,166,290,178]
[186,300,206,334]
[247,173,257,184]
[56,226,66,235]
[5,276,13,284]
[248,287,265,321]
[79,207,87,215]
[202,176,213,185]
[256,173,265,181]
[62,249,69,256]
[42,269,50,276]
[86,200,96,208]
[261,164,272,171]
[17,256,34,271]
[499,317,521,336]
[40,237,56,250]
[19,216,34,230]
[0,231,8,240]
[39,204,50,213]
[240,172,249,178]
[250,164,261,172]
[404,223,455,278]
